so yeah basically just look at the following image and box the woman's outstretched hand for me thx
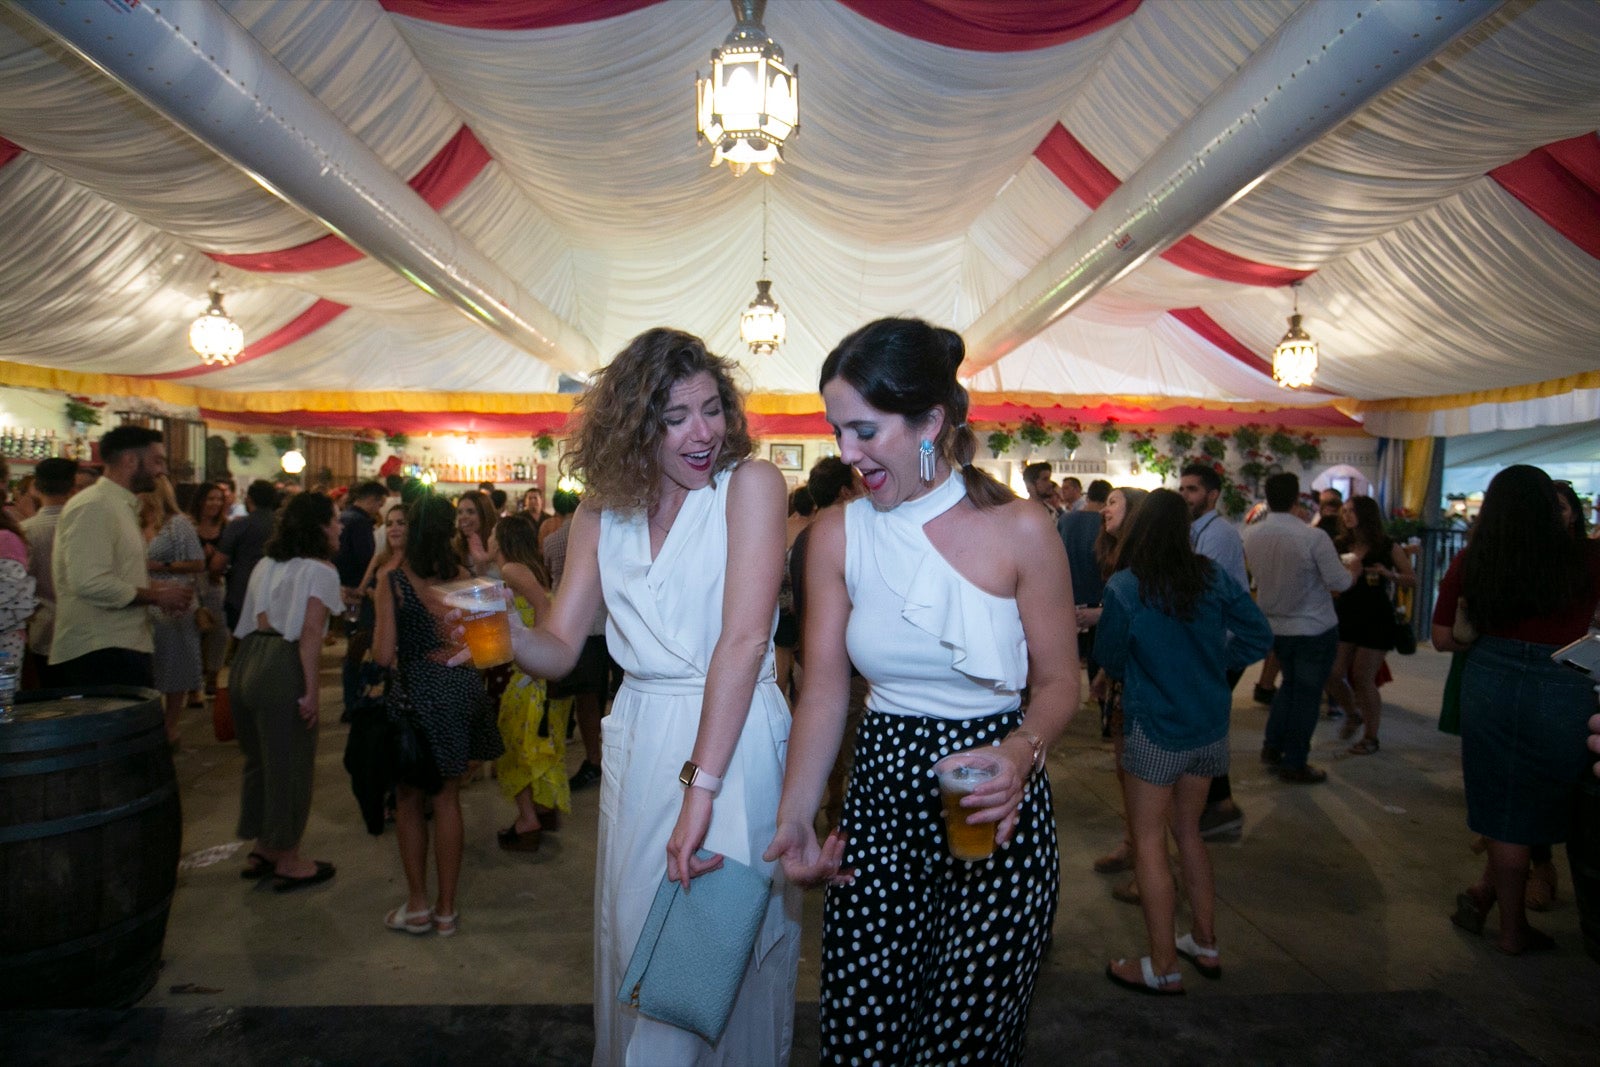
[764,821,854,889]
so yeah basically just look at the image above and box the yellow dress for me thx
[495,593,572,812]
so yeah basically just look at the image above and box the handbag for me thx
[386,668,443,795]
[343,687,391,835]
[617,851,771,1045]
[1392,609,1417,656]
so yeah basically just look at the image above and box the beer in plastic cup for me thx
[441,578,513,669]
[934,752,1001,861]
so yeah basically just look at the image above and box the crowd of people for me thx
[3,313,1598,1064]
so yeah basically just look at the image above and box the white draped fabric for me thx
[0,0,1595,427]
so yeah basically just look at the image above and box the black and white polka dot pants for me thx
[821,708,1059,1066]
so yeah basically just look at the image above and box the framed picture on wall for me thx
[817,441,838,460]
[769,443,803,471]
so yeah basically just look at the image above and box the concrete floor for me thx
[137,642,1597,1064]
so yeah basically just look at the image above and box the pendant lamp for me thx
[695,0,798,177]
[1272,283,1319,389]
[189,274,245,366]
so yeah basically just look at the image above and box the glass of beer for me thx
[934,752,1002,862]
[441,578,513,669]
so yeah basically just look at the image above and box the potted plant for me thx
[269,432,296,456]
[533,432,556,459]
[353,436,380,462]
[1199,431,1228,461]
[1219,476,1251,518]
[1058,419,1082,457]
[1017,413,1052,455]
[64,395,105,429]
[1149,452,1178,483]
[1266,425,1297,458]
[985,426,1015,459]
[230,435,260,463]
[1386,507,1423,542]
[1129,431,1158,468]
[1294,434,1322,470]
[384,431,408,451]
[1167,422,1198,456]
[1098,417,1121,453]
[1233,423,1264,454]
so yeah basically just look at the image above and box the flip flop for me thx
[1176,933,1221,979]
[272,860,336,893]
[1106,956,1184,996]
[385,903,434,935]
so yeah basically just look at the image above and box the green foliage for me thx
[230,435,260,462]
[985,427,1015,457]
[1017,413,1052,450]
[64,396,103,427]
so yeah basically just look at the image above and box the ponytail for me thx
[936,357,1013,510]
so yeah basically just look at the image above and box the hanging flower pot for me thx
[986,427,1015,459]
[1098,418,1121,454]
[533,433,556,460]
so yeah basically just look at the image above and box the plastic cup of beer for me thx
[441,578,512,669]
[934,752,1002,862]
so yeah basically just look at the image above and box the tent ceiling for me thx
[0,0,1597,427]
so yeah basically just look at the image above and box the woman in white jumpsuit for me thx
[500,328,799,1066]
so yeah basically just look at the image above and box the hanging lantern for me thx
[1272,284,1319,389]
[695,0,798,177]
[740,279,786,355]
[189,275,245,365]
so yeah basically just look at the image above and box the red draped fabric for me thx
[139,299,350,380]
[0,137,21,170]
[208,126,492,273]
[1034,124,1314,287]
[378,0,661,30]
[1490,132,1600,261]
[838,0,1140,52]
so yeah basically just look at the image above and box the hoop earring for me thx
[919,439,936,484]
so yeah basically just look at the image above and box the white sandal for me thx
[432,911,458,938]
[1176,932,1221,979]
[384,903,433,935]
[1106,956,1184,995]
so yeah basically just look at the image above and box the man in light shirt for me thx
[20,457,76,685]
[1180,463,1256,830]
[1242,472,1355,784]
[49,426,193,689]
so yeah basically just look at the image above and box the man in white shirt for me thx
[1180,463,1255,831]
[1242,472,1355,784]
[20,458,77,683]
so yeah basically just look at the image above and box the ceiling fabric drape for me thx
[0,0,1595,433]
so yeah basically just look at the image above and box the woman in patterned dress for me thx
[373,493,501,937]
[141,476,204,743]
[766,318,1079,1065]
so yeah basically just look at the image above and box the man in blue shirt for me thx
[1180,464,1255,836]
[334,480,386,714]
[1060,479,1111,731]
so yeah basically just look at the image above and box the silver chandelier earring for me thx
[919,439,936,483]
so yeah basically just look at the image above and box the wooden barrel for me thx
[0,687,181,1008]
[1574,772,1600,965]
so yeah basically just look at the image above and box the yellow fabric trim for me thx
[1338,370,1600,414]
[0,360,199,407]
[1402,438,1434,516]
[0,359,1358,433]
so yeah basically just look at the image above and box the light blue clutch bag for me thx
[616,850,771,1045]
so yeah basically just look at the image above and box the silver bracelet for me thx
[1011,726,1047,776]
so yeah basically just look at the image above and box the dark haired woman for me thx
[1433,464,1600,955]
[454,489,497,576]
[1330,495,1416,755]
[374,493,501,936]
[189,481,229,699]
[489,512,568,851]
[765,317,1077,1064]
[230,491,343,890]
[491,329,798,1062]
[1093,489,1272,993]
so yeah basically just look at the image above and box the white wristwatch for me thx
[678,760,723,796]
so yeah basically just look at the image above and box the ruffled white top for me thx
[844,472,1028,719]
